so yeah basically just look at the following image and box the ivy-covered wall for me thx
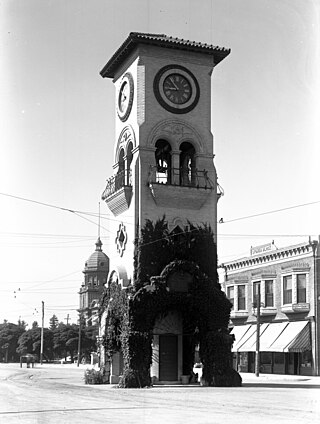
[99,218,241,387]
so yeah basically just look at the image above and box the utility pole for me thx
[40,301,44,365]
[77,314,82,367]
[64,314,70,325]
[255,285,261,377]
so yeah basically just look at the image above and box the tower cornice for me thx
[100,32,231,79]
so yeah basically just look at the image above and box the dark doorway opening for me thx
[159,335,178,381]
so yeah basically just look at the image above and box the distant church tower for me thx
[101,32,230,286]
[78,238,109,325]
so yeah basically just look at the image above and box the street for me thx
[0,363,319,424]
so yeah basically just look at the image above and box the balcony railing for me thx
[148,166,213,189]
[101,170,132,200]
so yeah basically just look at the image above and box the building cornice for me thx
[221,241,317,273]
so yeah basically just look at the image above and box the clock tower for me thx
[101,33,230,287]
[99,33,236,386]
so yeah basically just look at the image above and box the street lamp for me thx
[77,314,83,367]
[252,284,264,377]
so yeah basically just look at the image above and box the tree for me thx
[0,322,25,362]
[32,321,39,328]
[81,325,98,360]
[49,314,59,330]
[16,328,54,360]
[53,324,79,361]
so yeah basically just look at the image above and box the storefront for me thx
[231,321,312,375]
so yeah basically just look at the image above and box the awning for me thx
[230,325,252,352]
[243,322,290,352]
[285,322,311,352]
[268,321,310,352]
[237,323,269,352]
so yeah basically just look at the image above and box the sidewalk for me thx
[240,372,320,385]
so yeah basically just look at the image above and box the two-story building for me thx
[220,238,320,376]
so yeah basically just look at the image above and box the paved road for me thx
[0,363,319,424]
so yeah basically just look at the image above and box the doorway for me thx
[159,335,178,381]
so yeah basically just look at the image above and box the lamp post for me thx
[255,285,261,377]
[77,314,82,367]
[40,301,44,365]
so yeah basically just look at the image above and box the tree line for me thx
[0,315,98,363]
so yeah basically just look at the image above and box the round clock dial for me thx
[117,73,134,122]
[163,74,192,105]
[119,81,129,112]
[154,65,200,114]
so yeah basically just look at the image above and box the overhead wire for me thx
[219,200,320,224]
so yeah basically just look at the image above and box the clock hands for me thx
[169,77,179,89]
[167,77,179,91]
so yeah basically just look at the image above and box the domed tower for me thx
[79,238,109,325]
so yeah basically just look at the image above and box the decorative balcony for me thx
[148,166,218,210]
[101,170,132,216]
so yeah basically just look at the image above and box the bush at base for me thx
[212,369,242,387]
[118,368,151,388]
[84,368,104,385]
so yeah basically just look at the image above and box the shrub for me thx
[84,368,104,385]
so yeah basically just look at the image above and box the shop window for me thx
[297,274,306,303]
[227,286,234,310]
[238,285,246,310]
[283,275,292,304]
[265,280,274,307]
[260,352,272,365]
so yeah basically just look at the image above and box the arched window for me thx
[126,142,133,186]
[180,142,196,186]
[116,148,125,190]
[155,139,172,184]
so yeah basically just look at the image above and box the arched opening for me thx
[155,139,172,184]
[126,142,133,186]
[180,142,196,186]
[116,148,125,191]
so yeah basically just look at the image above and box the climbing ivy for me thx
[99,217,241,388]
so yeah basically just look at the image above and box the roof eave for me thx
[100,33,231,79]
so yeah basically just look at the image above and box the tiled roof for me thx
[100,32,231,78]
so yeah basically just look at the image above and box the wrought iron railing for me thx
[148,166,213,189]
[101,169,132,200]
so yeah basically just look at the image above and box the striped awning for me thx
[237,323,269,352]
[268,321,310,352]
[230,321,311,353]
[230,325,252,352]
[242,322,289,352]
[285,322,311,352]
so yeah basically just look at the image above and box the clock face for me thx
[117,73,134,122]
[163,74,192,105]
[154,65,200,114]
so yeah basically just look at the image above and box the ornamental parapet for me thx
[223,242,315,272]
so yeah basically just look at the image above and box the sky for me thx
[0,0,319,327]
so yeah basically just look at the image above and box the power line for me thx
[0,192,134,226]
[219,200,320,224]
[0,231,94,238]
